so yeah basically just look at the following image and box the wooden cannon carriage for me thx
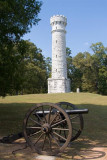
[23,102,89,155]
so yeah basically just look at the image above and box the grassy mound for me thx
[0,93,107,145]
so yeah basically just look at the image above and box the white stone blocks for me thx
[48,78,71,93]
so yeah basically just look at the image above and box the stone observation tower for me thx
[48,15,71,93]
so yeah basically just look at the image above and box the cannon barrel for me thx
[66,109,89,114]
[36,108,89,116]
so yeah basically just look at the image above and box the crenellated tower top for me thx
[50,15,67,33]
[50,15,67,26]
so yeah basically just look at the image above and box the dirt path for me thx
[0,138,107,160]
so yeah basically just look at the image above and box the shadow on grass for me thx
[0,103,107,159]
[0,140,37,160]
[76,104,107,143]
[61,103,107,159]
[61,139,106,160]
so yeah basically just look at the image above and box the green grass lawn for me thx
[0,92,107,144]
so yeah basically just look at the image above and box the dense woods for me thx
[66,43,107,95]
[0,0,42,96]
[1,39,107,95]
[0,0,106,96]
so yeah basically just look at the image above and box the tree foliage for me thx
[0,40,48,95]
[0,0,42,43]
[22,41,48,94]
[0,0,42,96]
[91,42,107,95]
[67,42,107,95]
[45,57,52,78]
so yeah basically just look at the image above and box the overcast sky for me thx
[23,0,107,58]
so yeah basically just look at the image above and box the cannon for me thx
[23,102,88,155]
[0,102,89,156]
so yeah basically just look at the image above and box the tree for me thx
[21,41,48,94]
[23,63,47,94]
[71,42,107,95]
[90,42,107,95]
[66,47,72,77]
[98,66,107,95]
[72,52,99,93]
[45,57,52,78]
[0,0,42,96]
[72,52,85,91]
[0,0,42,43]
[6,40,48,95]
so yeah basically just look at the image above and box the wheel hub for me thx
[42,123,51,133]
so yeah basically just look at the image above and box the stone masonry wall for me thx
[48,15,71,93]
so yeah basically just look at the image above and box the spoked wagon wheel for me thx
[57,102,84,142]
[23,103,72,156]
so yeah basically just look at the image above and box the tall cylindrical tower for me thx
[51,15,67,79]
[48,15,71,93]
